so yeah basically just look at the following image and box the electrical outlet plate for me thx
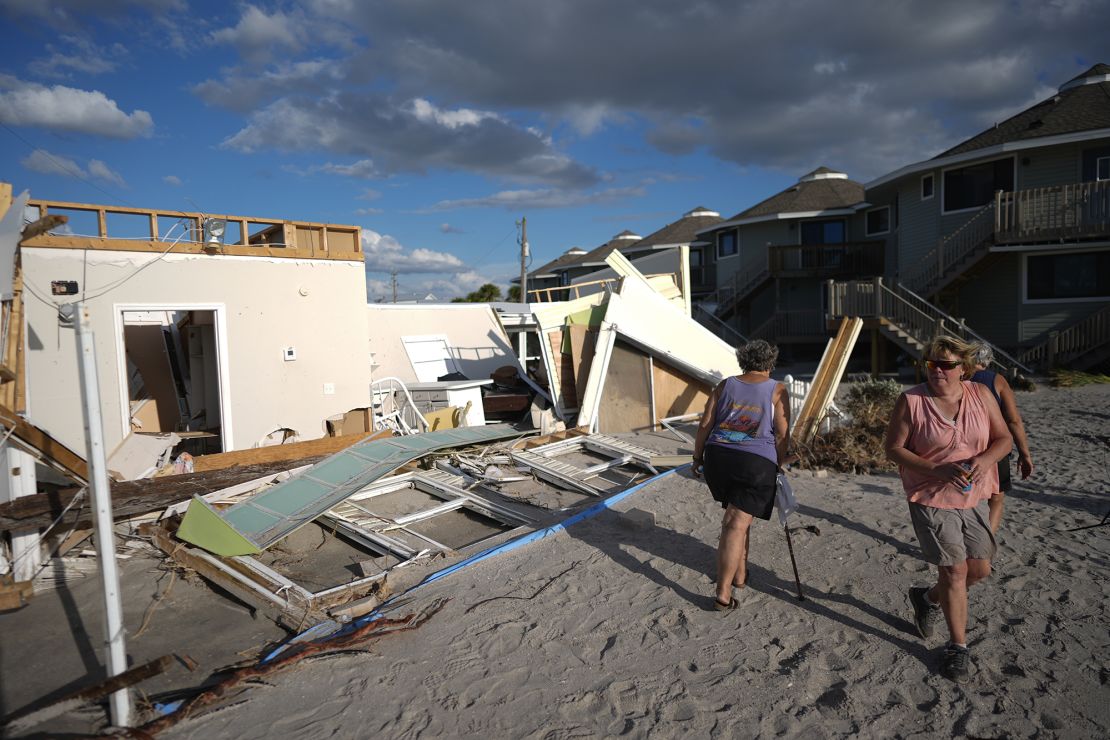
[283,347,296,361]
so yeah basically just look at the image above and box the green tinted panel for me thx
[308,455,377,485]
[223,506,283,533]
[243,477,332,517]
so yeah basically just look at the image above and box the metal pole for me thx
[66,302,132,727]
[519,216,528,302]
[783,525,805,601]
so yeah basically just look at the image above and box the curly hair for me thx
[736,339,779,372]
[971,342,995,368]
[923,335,975,377]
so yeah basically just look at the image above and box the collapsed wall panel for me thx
[597,341,653,434]
[651,358,711,425]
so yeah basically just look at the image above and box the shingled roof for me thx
[558,230,644,269]
[721,168,864,222]
[936,63,1110,158]
[633,207,722,249]
[528,246,588,278]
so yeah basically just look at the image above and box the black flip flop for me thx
[713,597,739,611]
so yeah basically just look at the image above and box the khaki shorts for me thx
[908,501,996,566]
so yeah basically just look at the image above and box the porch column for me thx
[1,443,41,581]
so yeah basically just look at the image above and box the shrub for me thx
[792,379,902,474]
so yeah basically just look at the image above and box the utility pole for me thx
[391,270,398,303]
[518,216,529,303]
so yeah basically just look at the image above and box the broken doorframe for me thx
[111,303,233,452]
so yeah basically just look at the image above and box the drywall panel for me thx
[652,359,712,424]
[123,324,180,433]
[23,248,370,453]
[367,303,518,383]
[597,341,653,434]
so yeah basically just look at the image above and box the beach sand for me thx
[151,382,1110,739]
[2,383,1106,737]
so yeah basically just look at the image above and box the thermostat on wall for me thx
[283,347,296,361]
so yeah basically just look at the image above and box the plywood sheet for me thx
[597,341,653,434]
[652,358,712,425]
[124,324,180,433]
[567,324,597,402]
[547,329,577,408]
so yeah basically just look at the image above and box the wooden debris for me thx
[0,573,33,611]
[188,429,391,474]
[0,402,89,483]
[1,655,173,733]
[792,317,863,444]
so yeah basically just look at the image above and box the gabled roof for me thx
[719,168,864,223]
[632,206,722,249]
[936,63,1110,158]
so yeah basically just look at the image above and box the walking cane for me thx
[783,524,805,601]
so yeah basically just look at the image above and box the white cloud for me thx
[220,94,599,188]
[0,75,152,138]
[209,5,304,64]
[357,188,382,201]
[409,98,500,129]
[318,159,378,178]
[192,59,343,112]
[86,158,125,187]
[439,223,464,234]
[21,148,127,186]
[424,185,644,211]
[361,229,467,273]
[163,174,182,186]
[354,207,382,216]
[27,36,126,78]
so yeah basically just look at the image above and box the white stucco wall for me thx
[23,248,371,452]
[367,303,518,383]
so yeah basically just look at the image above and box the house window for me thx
[943,157,1014,212]
[717,231,737,258]
[558,271,571,286]
[1097,156,1110,181]
[1026,250,1110,301]
[800,219,845,244]
[921,174,935,200]
[865,206,890,236]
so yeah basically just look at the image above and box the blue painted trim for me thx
[261,465,684,664]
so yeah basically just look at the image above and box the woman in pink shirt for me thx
[884,335,1011,683]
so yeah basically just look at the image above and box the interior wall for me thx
[597,341,653,434]
[23,248,370,452]
[652,359,711,423]
[367,304,518,384]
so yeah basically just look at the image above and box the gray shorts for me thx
[908,501,997,566]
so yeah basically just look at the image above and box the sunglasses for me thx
[925,359,962,371]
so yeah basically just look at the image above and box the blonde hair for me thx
[923,335,975,378]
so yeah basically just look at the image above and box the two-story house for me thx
[697,168,882,358]
[831,63,1110,372]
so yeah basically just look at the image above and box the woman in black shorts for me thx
[692,340,790,610]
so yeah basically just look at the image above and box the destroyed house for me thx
[15,191,372,456]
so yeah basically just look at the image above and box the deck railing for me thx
[828,277,1030,374]
[24,199,362,260]
[903,201,995,294]
[749,310,826,341]
[1018,304,1110,369]
[527,272,677,302]
[996,180,1110,244]
[769,241,885,276]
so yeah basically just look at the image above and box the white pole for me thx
[65,302,132,727]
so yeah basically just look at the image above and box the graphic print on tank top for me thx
[709,400,764,444]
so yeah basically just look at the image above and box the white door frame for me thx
[112,303,234,452]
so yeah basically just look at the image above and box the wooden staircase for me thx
[827,277,1031,377]
[1018,304,1110,371]
[713,264,771,319]
[903,201,995,297]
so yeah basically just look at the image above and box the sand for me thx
[146,382,1110,739]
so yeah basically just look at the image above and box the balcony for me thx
[995,180,1110,245]
[769,240,885,277]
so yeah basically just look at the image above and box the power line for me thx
[0,121,139,208]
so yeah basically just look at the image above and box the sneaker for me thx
[941,643,970,683]
[909,586,941,638]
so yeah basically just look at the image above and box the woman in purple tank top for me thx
[692,340,791,611]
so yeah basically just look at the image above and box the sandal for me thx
[713,597,739,611]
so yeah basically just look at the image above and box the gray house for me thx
[831,63,1110,372]
[696,168,881,355]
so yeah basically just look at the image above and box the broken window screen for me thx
[402,335,462,382]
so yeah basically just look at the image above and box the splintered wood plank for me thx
[0,402,88,483]
[189,429,391,473]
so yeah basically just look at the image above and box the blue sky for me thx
[1,1,1105,300]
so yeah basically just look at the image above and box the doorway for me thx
[115,305,230,454]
